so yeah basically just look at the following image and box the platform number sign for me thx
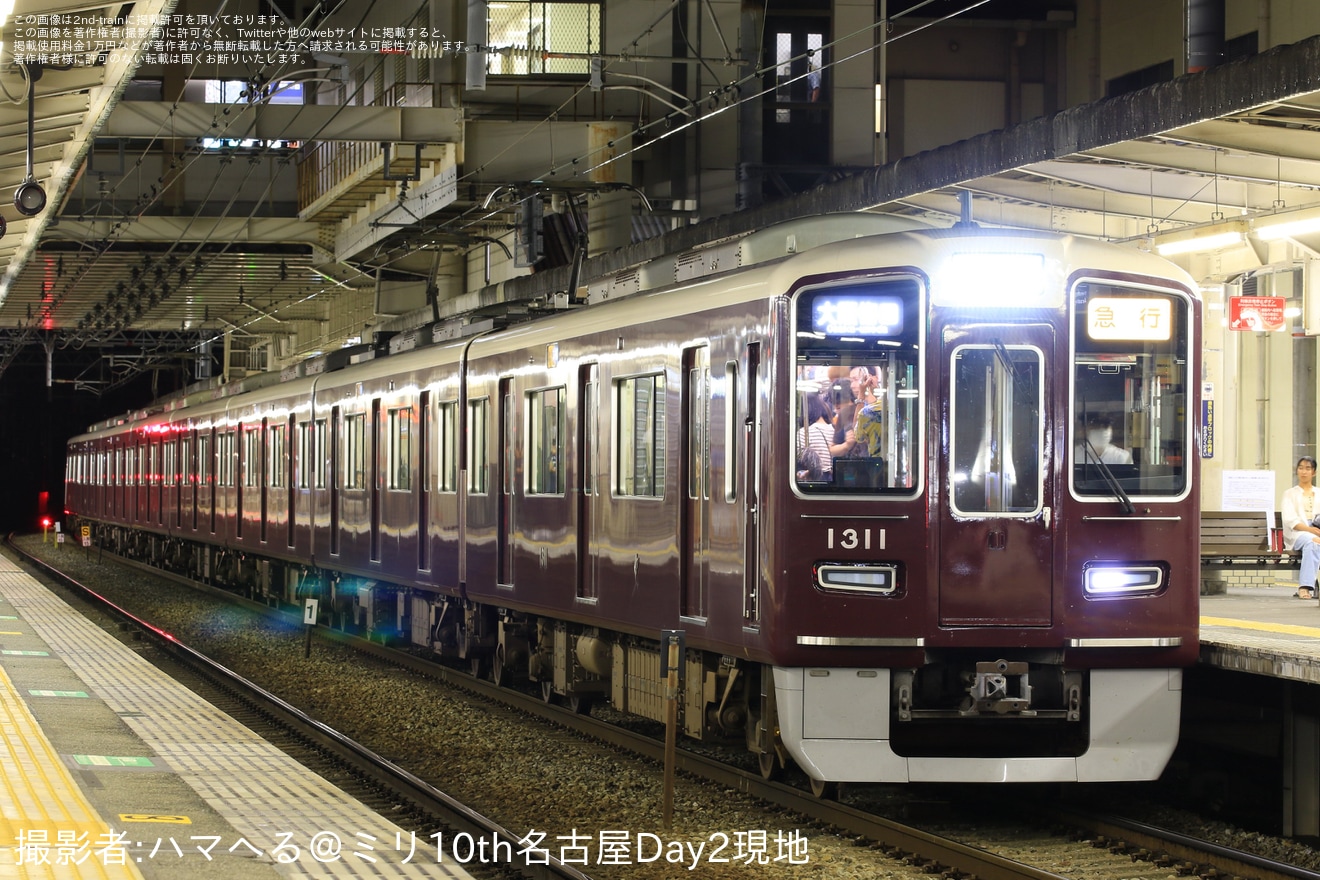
[303,598,319,625]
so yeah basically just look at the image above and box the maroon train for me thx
[65,216,1202,787]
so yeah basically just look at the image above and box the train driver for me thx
[1076,414,1132,465]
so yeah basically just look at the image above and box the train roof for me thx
[68,221,1197,442]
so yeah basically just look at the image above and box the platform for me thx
[0,549,471,879]
[1199,582,1320,685]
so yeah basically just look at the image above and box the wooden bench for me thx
[1200,510,1301,595]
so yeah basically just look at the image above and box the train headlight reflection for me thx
[1083,565,1164,596]
[815,563,899,595]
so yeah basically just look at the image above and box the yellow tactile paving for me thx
[0,666,143,880]
[0,547,474,878]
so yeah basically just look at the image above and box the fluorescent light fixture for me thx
[1254,206,1320,241]
[1154,222,1246,256]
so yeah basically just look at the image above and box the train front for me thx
[766,231,1201,784]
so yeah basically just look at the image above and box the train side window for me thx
[216,432,232,488]
[615,374,666,497]
[527,387,565,495]
[387,406,413,491]
[345,413,367,489]
[467,398,489,494]
[164,440,177,487]
[214,433,227,487]
[198,433,211,486]
[314,419,328,489]
[437,401,458,492]
[269,423,287,488]
[243,427,261,488]
[687,355,710,501]
[297,422,313,489]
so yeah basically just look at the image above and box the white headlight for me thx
[934,252,1054,307]
[1084,566,1164,596]
[816,564,899,595]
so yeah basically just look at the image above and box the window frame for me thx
[526,386,566,496]
[614,372,667,499]
[387,406,414,491]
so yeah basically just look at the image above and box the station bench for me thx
[1200,510,1300,595]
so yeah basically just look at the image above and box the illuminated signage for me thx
[812,296,904,336]
[1228,295,1286,332]
[1087,297,1172,341]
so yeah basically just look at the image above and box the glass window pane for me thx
[1072,284,1190,498]
[950,346,1042,515]
[792,279,922,495]
[468,399,489,494]
[438,402,458,492]
[389,407,412,491]
[616,375,665,497]
[527,388,565,495]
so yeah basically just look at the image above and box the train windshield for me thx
[792,277,923,495]
[1072,281,1192,499]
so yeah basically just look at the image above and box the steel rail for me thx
[6,536,593,880]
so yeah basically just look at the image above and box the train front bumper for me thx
[773,666,1182,783]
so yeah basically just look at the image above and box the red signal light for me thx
[39,516,52,529]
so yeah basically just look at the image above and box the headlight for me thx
[1083,565,1164,596]
[933,251,1058,307]
[815,563,899,595]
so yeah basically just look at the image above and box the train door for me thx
[498,378,514,587]
[330,406,341,556]
[577,364,598,600]
[153,440,163,525]
[418,390,431,572]
[146,440,157,525]
[682,345,710,619]
[287,416,296,548]
[743,342,762,625]
[939,324,1054,626]
[260,418,270,544]
[236,424,247,540]
[370,398,381,563]
[203,429,215,534]
[177,434,188,530]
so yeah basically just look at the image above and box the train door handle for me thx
[987,530,1006,550]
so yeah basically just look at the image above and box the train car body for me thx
[65,216,1201,786]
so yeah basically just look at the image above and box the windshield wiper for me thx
[1082,441,1135,515]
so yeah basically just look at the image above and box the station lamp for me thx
[14,62,45,217]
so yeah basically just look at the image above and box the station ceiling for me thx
[0,2,1319,391]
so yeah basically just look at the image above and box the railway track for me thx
[7,535,589,880]
[12,534,1320,880]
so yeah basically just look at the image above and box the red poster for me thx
[1228,295,1287,331]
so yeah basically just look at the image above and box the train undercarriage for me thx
[86,521,787,775]
[83,520,1177,786]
